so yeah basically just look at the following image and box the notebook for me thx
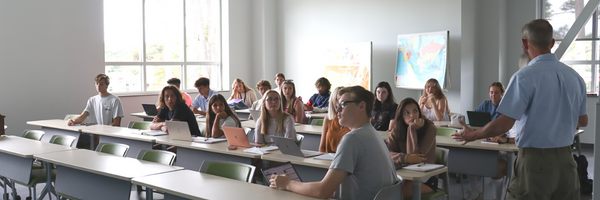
[272,136,323,158]
[142,104,159,115]
[261,162,303,182]
[403,163,445,172]
[466,111,492,127]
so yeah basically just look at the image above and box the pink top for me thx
[284,96,305,123]
[182,92,193,107]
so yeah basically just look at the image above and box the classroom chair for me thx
[373,175,403,200]
[11,135,76,200]
[21,130,45,141]
[136,150,177,197]
[127,121,151,130]
[296,134,305,147]
[199,161,256,183]
[197,122,206,137]
[436,127,458,137]
[310,119,324,126]
[418,147,451,200]
[95,143,130,157]
[63,114,79,120]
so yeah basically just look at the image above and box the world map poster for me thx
[395,31,449,89]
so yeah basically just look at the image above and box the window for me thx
[544,0,598,94]
[104,0,222,93]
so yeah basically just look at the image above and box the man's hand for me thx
[451,120,477,145]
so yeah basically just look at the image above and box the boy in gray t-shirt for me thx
[269,86,398,199]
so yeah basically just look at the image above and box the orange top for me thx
[323,117,351,153]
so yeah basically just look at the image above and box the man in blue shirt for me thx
[191,77,219,116]
[452,19,587,199]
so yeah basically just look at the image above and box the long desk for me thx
[83,125,165,158]
[155,138,261,171]
[261,150,447,200]
[433,121,483,130]
[34,149,183,200]
[234,109,251,120]
[0,135,75,200]
[132,169,324,200]
[131,112,206,122]
[26,119,83,148]
[241,120,391,151]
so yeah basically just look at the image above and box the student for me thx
[67,74,124,127]
[318,86,350,153]
[150,85,201,136]
[228,78,258,108]
[387,98,437,199]
[475,82,504,120]
[255,90,297,145]
[419,78,450,121]
[270,86,398,200]
[167,77,193,107]
[371,81,398,131]
[206,94,242,138]
[251,80,272,110]
[281,80,305,124]
[304,77,331,113]
[273,73,285,92]
[191,77,218,116]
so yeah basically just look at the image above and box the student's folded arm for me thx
[416,124,437,158]
[319,118,330,152]
[295,100,304,123]
[71,111,89,125]
[433,98,448,121]
[286,169,348,199]
[110,116,121,127]
[387,127,408,164]
[150,117,165,130]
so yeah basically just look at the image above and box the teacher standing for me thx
[452,19,588,200]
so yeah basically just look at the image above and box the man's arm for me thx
[110,116,121,127]
[67,111,89,126]
[192,107,206,115]
[452,114,515,144]
[578,114,588,128]
[271,168,347,199]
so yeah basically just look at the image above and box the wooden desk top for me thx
[82,125,158,142]
[154,138,262,159]
[306,112,327,119]
[241,120,391,138]
[261,151,446,181]
[0,135,75,158]
[131,112,206,121]
[435,136,519,151]
[34,149,182,181]
[27,119,83,132]
[132,170,323,200]
[433,121,482,130]
[235,109,250,114]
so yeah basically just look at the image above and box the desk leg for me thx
[502,152,516,200]
[89,132,95,150]
[412,181,421,200]
[38,162,57,200]
[146,188,153,200]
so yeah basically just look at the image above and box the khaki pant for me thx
[508,146,580,200]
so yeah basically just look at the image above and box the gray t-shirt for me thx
[84,94,124,125]
[330,123,398,200]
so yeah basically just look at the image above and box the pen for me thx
[204,138,209,141]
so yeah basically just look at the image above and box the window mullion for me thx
[142,0,148,91]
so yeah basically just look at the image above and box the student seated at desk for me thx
[228,78,258,108]
[387,97,438,199]
[191,77,219,116]
[167,77,193,107]
[151,85,201,136]
[319,86,350,153]
[270,86,398,200]
[250,80,272,110]
[206,94,242,138]
[281,80,306,124]
[273,73,285,93]
[371,81,398,132]
[304,77,331,113]
[255,90,297,145]
[419,78,450,121]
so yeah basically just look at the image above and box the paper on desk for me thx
[131,130,168,136]
[260,146,279,151]
[243,147,271,155]
[192,137,227,144]
[313,153,335,161]
[480,141,499,145]
[403,164,444,172]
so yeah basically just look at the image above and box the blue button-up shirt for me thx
[192,89,218,111]
[496,53,586,148]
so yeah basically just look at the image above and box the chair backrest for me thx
[64,114,79,120]
[49,135,77,147]
[128,121,152,130]
[199,160,256,183]
[436,147,450,195]
[310,119,324,126]
[373,175,403,200]
[21,130,45,141]
[96,143,130,157]
[136,149,176,165]
[244,127,254,142]
[436,127,458,137]
[296,134,305,147]
[197,122,206,137]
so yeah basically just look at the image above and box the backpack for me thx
[573,154,593,195]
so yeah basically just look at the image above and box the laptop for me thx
[261,162,302,182]
[271,136,323,158]
[166,121,226,143]
[249,110,261,123]
[222,126,260,148]
[466,111,492,127]
[142,104,159,115]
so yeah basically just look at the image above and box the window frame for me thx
[104,0,224,95]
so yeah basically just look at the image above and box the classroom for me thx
[0,0,598,199]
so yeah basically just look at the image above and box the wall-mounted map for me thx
[395,31,449,89]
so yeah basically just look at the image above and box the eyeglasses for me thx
[335,101,359,110]
[266,98,280,103]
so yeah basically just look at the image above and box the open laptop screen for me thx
[261,162,302,182]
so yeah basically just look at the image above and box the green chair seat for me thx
[128,121,152,130]
[200,161,256,183]
[436,127,458,137]
[96,143,130,157]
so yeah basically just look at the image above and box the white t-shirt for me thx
[214,116,239,138]
[84,94,124,125]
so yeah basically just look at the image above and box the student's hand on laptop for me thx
[407,154,426,164]
[451,120,476,145]
[270,174,291,190]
